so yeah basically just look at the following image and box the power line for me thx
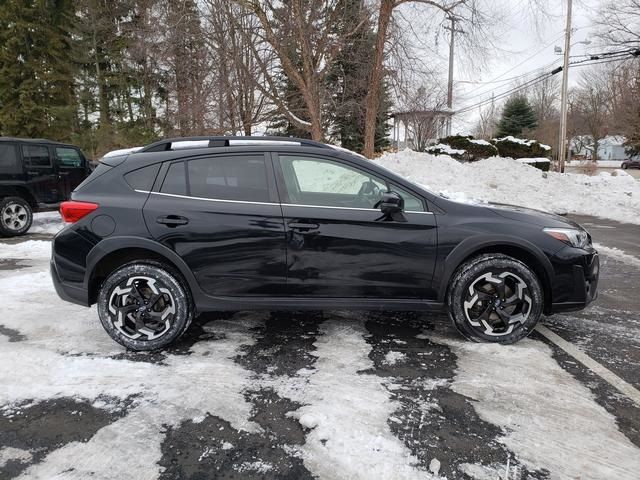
[454,49,639,115]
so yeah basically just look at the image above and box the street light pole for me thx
[557,0,573,173]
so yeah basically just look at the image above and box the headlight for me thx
[543,228,590,248]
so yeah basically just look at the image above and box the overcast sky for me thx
[449,0,602,133]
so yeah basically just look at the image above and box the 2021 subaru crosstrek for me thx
[51,137,599,350]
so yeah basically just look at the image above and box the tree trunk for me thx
[363,0,394,158]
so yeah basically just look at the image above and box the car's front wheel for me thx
[447,254,543,344]
[97,261,193,351]
[0,196,33,237]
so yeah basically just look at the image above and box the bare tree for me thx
[595,0,640,48]
[400,85,448,150]
[572,67,612,161]
[204,1,270,135]
[235,0,368,141]
[474,98,498,139]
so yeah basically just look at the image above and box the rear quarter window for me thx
[124,164,160,191]
[74,163,113,191]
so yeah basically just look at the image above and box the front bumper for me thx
[550,250,599,313]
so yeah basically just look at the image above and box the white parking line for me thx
[536,324,640,407]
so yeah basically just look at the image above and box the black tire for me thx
[0,196,33,237]
[446,254,543,344]
[97,261,194,351]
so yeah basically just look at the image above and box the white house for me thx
[570,135,628,161]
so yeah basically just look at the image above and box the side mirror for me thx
[376,191,407,222]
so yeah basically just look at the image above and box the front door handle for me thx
[157,215,189,227]
[288,221,319,232]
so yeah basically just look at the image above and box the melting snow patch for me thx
[594,244,640,269]
[435,336,640,479]
[270,320,433,480]
[0,447,32,468]
[383,350,407,365]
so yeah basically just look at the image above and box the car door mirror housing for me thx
[377,191,407,222]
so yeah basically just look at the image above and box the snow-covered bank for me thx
[376,150,640,225]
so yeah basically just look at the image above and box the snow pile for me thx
[494,136,551,150]
[517,157,550,164]
[29,212,64,235]
[426,143,466,155]
[567,160,625,168]
[375,150,640,225]
[469,139,492,146]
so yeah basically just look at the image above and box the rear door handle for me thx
[157,215,189,227]
[288,221,319,231]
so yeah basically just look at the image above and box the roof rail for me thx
[138,136,332,153]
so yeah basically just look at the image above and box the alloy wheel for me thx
[463,271,532,336]
[2,203,28,232]
[107,276,176,341]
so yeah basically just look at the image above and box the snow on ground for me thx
[375,150,640,225]
[434,335,640,479]
[29,212,65,235]
[267,320,432,480]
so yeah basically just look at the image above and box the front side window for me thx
[22,145,51,167]
[56,147,84,168]
[279,155,427,211]
[187,155,269,203]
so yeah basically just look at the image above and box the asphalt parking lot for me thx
[0,214,639,480]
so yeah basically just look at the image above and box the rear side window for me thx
[74,163,113,192]
[161,161,187,196]
[56,147,84,168]
[22,145,51,167]
[0,143,20,174]
[125,164,160,191]
[187,155,269,202]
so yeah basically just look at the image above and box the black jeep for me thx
[0,137,90,236]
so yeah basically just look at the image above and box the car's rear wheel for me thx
[622,164,628,169]
[447,254,543,344]
[97,261,193,351]
[0,196,33,237]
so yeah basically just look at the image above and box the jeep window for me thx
[125,164,160,191]
[56,147,84,168]
[187,155,269,203]
[22,144,51,168]
[160,161,187,196]
[0,143,20,174]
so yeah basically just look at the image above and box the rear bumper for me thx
[50,255,90,307]
[550,251,599,314]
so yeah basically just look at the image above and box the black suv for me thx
[51,137,599,350]
[0,137,90,236]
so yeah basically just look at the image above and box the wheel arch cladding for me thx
[86,238,198,305]
[440,237,554,314]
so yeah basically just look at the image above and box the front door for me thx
[274,154,438,299]
[143,153,287,297]
[54,146,89,199]
[21,144,59,204]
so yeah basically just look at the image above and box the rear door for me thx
[143,153,287,297]
[274,153,438,299]
[21,144,59,204]
[54,146,89,199]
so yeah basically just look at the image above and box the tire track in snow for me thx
[434,335,640,479]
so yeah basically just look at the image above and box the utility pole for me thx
[557,0,573,173]
[444,16,464,137]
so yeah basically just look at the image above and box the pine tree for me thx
[329,0,390,153]
[495,95,538,138]
[0,0,77,140]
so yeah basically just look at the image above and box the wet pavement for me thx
[0,214,638,479]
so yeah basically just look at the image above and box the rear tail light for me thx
[60,201,99,223]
